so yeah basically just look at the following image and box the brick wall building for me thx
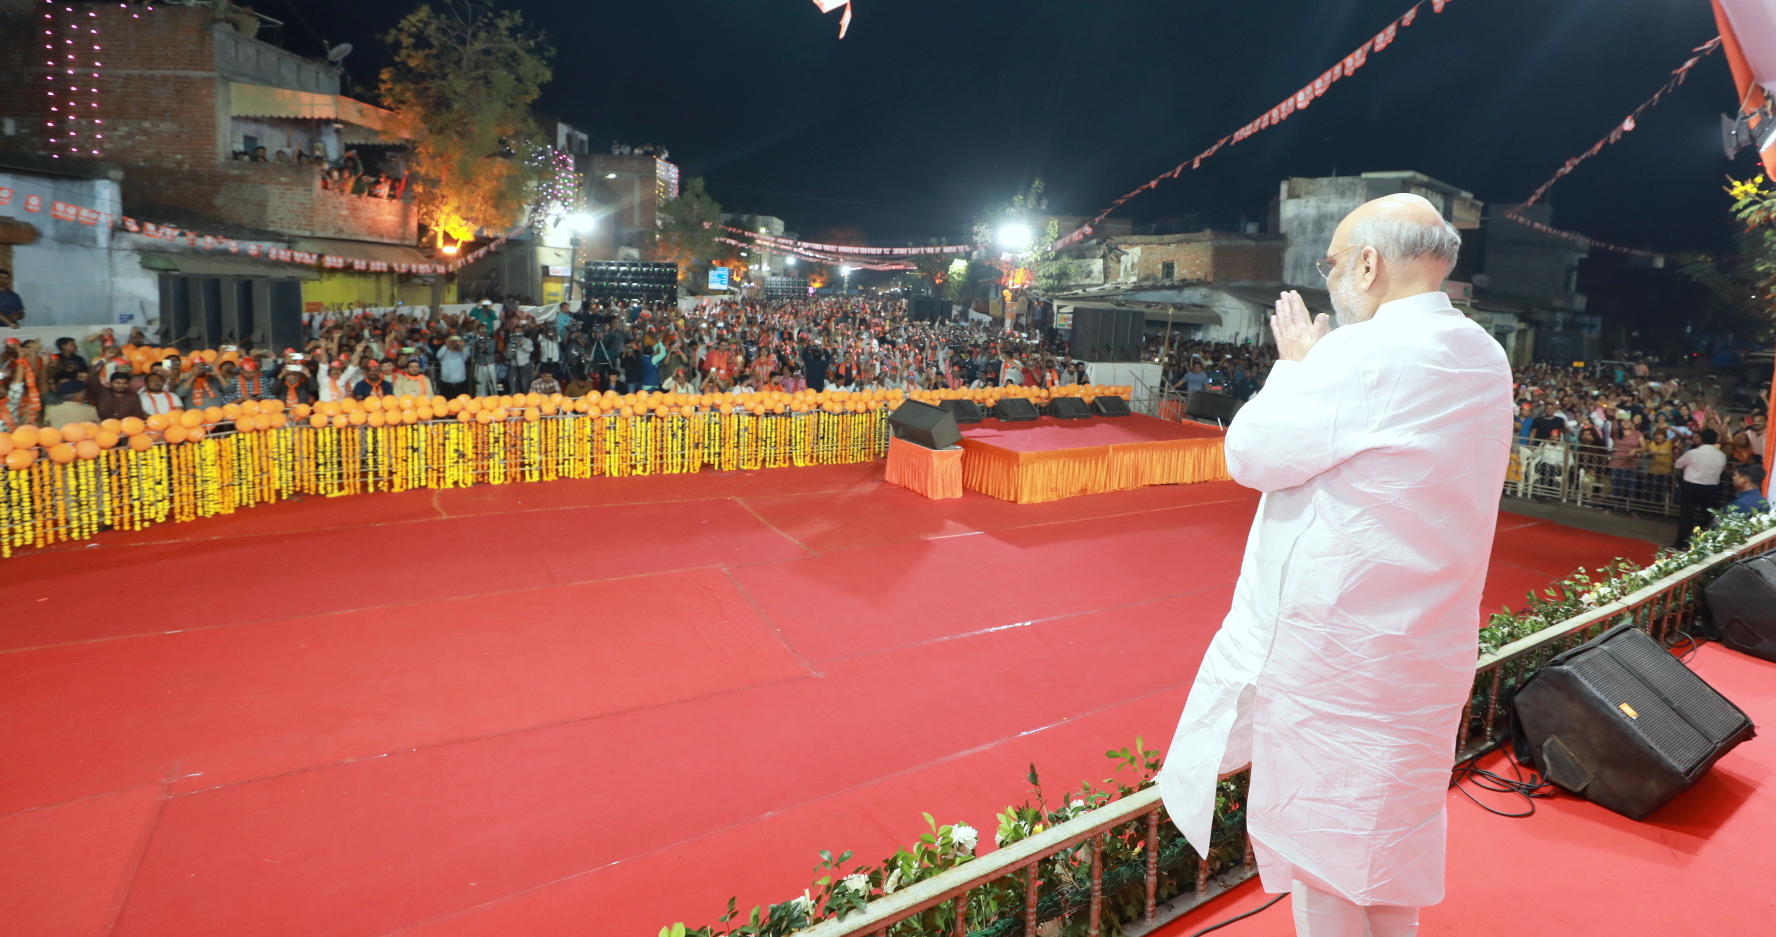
[1110,231,1284,284]
[0,0,414,245]
[0,0,439,340]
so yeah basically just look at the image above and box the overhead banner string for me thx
[1500,37,1723,259]
[1056,0,1459,248]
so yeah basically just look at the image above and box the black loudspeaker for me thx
[939,399,983,424]
[1070,308,1144,362]
[993,397,1040,422]
[1046,397,1092,420]
[1703,553,1776,663]
[1092,395,1131,418]
[1512,624,1756,820]
[908,297,948,322]
[888,400,962,450]
[1184,391,1239,425]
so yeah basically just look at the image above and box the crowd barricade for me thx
[1505,441,1738,517]
[0,411,889,557]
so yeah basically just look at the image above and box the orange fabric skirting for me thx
[884,435,965,499]
[960,435,1228,503]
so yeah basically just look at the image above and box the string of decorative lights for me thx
[42,0,109,159]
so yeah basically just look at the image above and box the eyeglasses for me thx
[1315,246,1358,279]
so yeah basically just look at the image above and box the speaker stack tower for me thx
[583,261,678,303]
[1069,308,1144,362]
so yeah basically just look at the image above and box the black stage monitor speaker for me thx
[939,399,983,424]
[1070,308,1144,362]
[1512,623,1755,820]
[1092,395,1131,418]
[1184,391,1240,425]
[1703,553,1776,663]
[993,397,1040,422]
[888,400,962,450]
[1046,397,1093,420]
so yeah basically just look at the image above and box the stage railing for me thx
[791,524,1776,937]
[1455,523,1776,762]
[797,778,1257,937]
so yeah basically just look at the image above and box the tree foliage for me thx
[1680,175,1776,340]
[653,178,724,289]
[907,239,956,291]
[972,179,1078,298]
[378,0,553,246]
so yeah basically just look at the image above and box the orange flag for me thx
[811,0,852,38]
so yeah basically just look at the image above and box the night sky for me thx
[264,0,1747,252]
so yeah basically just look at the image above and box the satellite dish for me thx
[324,42,353,65]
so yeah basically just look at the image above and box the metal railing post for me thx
[1144,809,1160,923]
[1088,833,1104,937]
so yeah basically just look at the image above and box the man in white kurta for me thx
[1158,195,1513,936]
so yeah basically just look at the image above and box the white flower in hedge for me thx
[1580,592,1595,606]
[882,867,903,895]
[841,872,871,897]
[952,823,979,853]
[789,890,814,916]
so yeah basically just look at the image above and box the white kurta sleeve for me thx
[1224,335,1370,492]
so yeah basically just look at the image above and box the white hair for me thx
[1346,210,1461,271]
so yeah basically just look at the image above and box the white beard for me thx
[1329,267,1379,328]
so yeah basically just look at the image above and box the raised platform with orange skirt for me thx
[958,414,1229,503]
[883,435,964,499]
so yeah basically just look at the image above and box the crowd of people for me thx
[5,295,1770,533]
[1,297,1098,431]
[230,145,408,200]
[1508,359,1770,542]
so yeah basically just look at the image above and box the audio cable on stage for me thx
[1180,892,1289,936]
[1452,751,1555,818]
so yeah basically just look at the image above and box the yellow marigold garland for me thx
[0,384,1137,555]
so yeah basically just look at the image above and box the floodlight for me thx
[998,222,1033,252]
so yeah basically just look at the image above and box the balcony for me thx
[212,20,341,96]
[199,161,417,244]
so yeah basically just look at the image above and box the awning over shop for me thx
[290,238,437,268]
[1057,300,1222,326]
[141,251,319,279]
[228,83,397,134]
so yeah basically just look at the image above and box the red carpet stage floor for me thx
[0,464,1690,937]
[1152,642,1776,937]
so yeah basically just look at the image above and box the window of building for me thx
[1160,261,1175,281]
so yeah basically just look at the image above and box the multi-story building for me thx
[1048,228,1302,345]
[1477,202,1593,365]
[0,0,443,343]
[1274,170,1557,365]
[1277,171,1484,289]
[580,150,680,261]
